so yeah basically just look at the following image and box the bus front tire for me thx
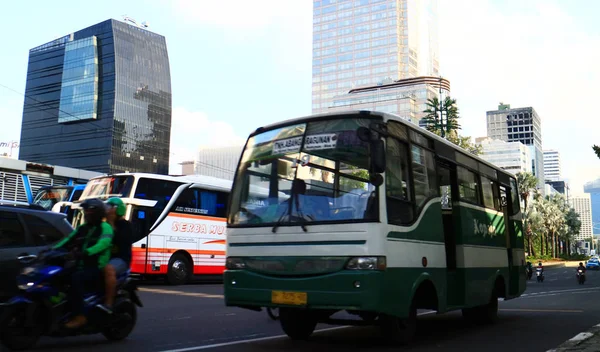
[166,253,191,285]
[279,308,317,340]
[379,302,417,345]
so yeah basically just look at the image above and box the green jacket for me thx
[54,222,114,269]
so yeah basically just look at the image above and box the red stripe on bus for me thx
[203,239,226,245]
[130,264,224,276]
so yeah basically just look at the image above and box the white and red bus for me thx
[71,173,232,284]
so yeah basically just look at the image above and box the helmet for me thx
[80,198,107,224]
[106,197,126,217]
[580,262,583,266]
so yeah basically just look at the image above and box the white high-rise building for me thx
[477,138,531,175]
[312,0,440,114]
[185,145,244,180]
[570,195,593,243]
[543,150,561,182]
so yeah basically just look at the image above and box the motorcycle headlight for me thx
[18,282,34,290]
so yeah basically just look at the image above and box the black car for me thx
[0,201,73,301]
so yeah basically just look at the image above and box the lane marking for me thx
[521,286,600,297]
[500,309,583,313]
[157,311,436,352]
[139,287,224,299]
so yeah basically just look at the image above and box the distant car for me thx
[586,257,600,270]
[0,201,72,301]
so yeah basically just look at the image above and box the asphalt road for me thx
[16,266,600,352]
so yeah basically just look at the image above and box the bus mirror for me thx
[357,127,371,142]
[369,173,383,187]
[371,139,386,174]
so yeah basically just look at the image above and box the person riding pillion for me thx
[98,197,133,313]
[53,198,113,329]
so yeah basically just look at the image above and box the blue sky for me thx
[0,0,599,194]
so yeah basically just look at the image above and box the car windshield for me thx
[32,187,72,210]
[79,176,134,200]
[228,117,379,227]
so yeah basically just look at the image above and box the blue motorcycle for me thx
[0,248,142,350]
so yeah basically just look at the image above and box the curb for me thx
[547,324,600,351]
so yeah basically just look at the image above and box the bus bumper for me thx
[223,269,384,312]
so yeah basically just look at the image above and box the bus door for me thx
[436,160,461,307]
[500,184,519,296]
[130,206,163,275]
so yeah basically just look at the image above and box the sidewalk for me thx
[547,324,600,352]
[540,261,582,269]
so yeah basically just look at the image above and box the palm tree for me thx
[516,172,538,211]
[422,96,461,137]
[516,172,539,254]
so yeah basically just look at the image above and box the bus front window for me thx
[229,117,379,227]
[33,187,72,210]
[79,176,134,200]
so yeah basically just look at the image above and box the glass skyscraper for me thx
[312,0,440,114]
[19,19,172,174]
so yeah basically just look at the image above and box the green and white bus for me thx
[224,111,525,343]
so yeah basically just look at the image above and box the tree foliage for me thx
[517,172,583,259]
[421,96,481,156]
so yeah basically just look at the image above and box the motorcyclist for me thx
[53,198,113,329]
[97,197,132,314]
[526,261,533,277]
[577,262,586,274]
[537,261,544,272]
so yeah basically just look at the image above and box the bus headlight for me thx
[225,257,246,270]
[345,257,386,271]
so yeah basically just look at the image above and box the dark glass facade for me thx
[19,19,172,174]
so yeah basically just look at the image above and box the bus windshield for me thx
[79,176,134,200]
[33,186,72,210]
[229,117,378,227]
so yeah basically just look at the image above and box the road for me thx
[19,266,600,352]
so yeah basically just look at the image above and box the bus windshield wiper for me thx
[271,188,307,233]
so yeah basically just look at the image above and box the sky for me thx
[0,0,599,195]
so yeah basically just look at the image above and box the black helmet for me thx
[80,198,106,224]
[580,262,584,266]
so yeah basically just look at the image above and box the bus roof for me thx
[92,172,234,192]
[249,110,515,182]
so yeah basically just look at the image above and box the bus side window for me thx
[134,178,181,211]
[386,137,413,225]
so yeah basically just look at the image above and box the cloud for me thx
[169,107,245,174]
[439,0,600,193]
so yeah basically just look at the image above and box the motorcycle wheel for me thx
[267,307,279,320]
[102,299,137,341]
[0,305,44,351]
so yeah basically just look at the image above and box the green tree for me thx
[592,145,600,159]
[422,96,461,137]
[563,208,581,256]
[446,132,483,156]
[516,172,539,253]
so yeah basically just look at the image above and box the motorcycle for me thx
[536,267,544,282]
[0,248,143,351]
[266,307,279,320]
[577,269,586,285]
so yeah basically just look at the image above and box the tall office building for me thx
[486,103,544,190]
[312,0,440,114]
[19,19,172,174]
[584,179,600,235]
[543,150,561,182]
[194,145,244,180]
[570,195,594,244]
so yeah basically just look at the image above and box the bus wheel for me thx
[379,301,417,345]
[166,253,191,285]
[462,289,498,324]
[279,308,317,340]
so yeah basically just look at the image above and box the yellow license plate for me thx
[271,291,307,306]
